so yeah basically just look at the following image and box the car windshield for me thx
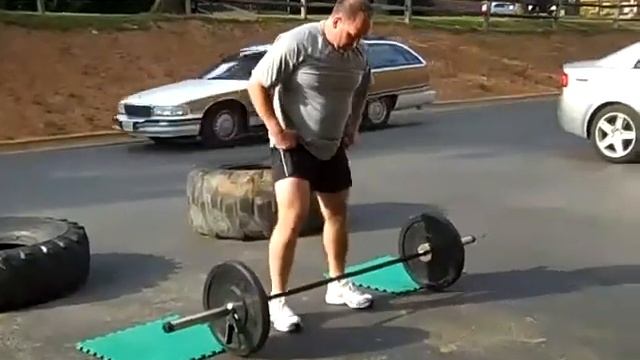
[198,51,266,80]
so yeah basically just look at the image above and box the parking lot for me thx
[1,97,639,360]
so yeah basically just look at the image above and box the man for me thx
[247,0,375,333]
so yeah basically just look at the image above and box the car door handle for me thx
[576,78,588,82]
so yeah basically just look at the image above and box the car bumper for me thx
[557,90,591,139]
[394,87,437,110]
[113,115,201,138]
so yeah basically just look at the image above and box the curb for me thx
[0,130,124,145]
[0,92,560,154]
[432,91,560,105]
[0,130,145,154]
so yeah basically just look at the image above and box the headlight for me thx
[152,105,189,117]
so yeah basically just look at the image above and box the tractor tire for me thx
[0,217,91,312]
[186,162,324,240]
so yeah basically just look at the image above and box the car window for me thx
[635,59,640,69]
[199,51,265,80]
[365,43,423,70]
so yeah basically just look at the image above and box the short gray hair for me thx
[331,0,374,19]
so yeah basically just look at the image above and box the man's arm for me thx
[344,65,373,137]
[247,82,282,136]
[247,33,303,136]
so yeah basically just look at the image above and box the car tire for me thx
[0,217,91,311]
[361,96,393,130]
[186,163,324,241]
[589,104,640,163]
[200,103,246,148]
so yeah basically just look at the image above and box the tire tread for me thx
[0,218,90,311]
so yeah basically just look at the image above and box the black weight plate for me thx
[202,261,270,357]
[398,210,465,292]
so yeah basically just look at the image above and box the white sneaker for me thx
[325,279,373,309]
[268,297,302,332]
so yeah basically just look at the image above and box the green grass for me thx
[408,15,640,33]
[1,9,639,33]
[0,11,165,30]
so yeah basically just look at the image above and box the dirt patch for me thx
[0,19,638,141]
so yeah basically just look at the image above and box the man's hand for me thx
[272,128,298,149]
[342,129,360,150]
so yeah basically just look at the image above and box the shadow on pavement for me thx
[256,309,432,359]
[349,202,448,233]
[373,264,640,319]
[36,252,180,309]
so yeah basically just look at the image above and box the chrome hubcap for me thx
[367,100,387,124]
[595,112,636,158]
[214,112,236,140]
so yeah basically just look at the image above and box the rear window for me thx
[199,51,266,80]
[365,43,424,70]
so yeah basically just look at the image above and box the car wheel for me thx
[200,103,246,148]
[0,217,91,311]
[361,97,392,130]
[590,104,640,163]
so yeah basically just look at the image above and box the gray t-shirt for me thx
[250,21,372,160]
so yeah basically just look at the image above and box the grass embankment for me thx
[1,10,638,33]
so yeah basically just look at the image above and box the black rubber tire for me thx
[361,96,393,130]
[186,162,324,241]
[589,104,640,163]
[200,103,246,148]
[0,217,91,312]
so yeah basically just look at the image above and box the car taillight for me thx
[561,71,568,87]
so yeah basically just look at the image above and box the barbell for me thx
[162,209,479,357]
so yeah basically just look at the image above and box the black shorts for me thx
[270,144,352,193]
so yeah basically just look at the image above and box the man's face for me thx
[333,13,371,49]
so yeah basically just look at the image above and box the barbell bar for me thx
[163,234,476,334]
[163,209,480,357]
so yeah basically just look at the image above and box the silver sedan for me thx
[557,41,640,163]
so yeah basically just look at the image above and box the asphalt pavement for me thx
[1,97,639,360]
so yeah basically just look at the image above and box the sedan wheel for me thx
[362,97,392,130]
[200,103,245,148]
[590,104,640,163]
[212,111,238,141]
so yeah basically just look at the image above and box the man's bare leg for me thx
[269,177,310,295]
[318,190,373,309]
[316,190,350,278]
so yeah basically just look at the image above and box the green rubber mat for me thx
[331,255,423,294]
[76,314,225,360]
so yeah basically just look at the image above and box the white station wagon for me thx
[113,37,436,147]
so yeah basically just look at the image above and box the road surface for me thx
[1,98,639,360]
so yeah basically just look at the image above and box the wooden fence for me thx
[14,0,640,28]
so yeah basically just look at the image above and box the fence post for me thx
[404,0,412,24]
[36,0,45,13]
[482,0,490,30]
[613,0,621,28]
[597,0,602,16]
[553,0,561,29]
[301,0,308,19]
[185,0,192,14]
